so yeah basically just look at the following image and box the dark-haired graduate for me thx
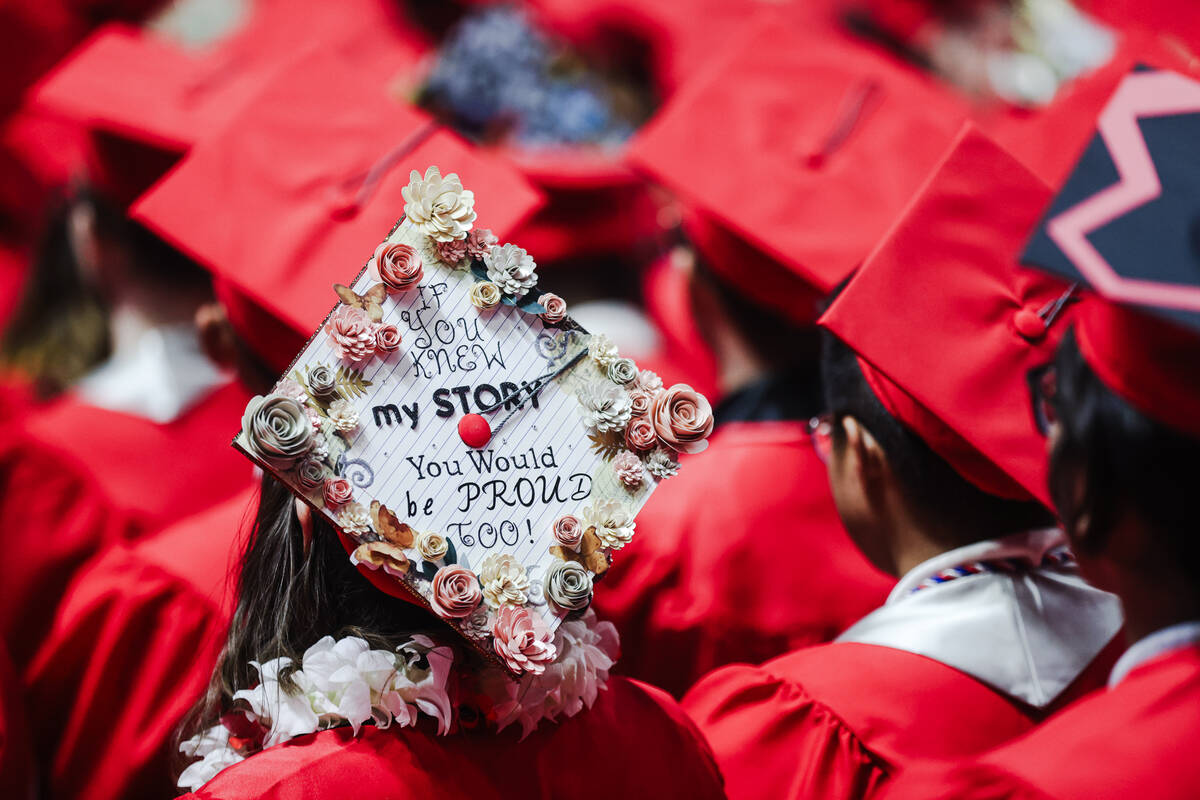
[882,64,1200,800]
[588,14,971,696]
[0,186,252,671]
[682,126,1124,800]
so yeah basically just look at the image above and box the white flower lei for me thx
[179,612,619,792]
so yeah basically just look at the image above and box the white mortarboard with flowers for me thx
[184,166,714,788]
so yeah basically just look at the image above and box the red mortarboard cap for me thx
[628,12,968,321]
[820,125,1072,505]
[1021,65,1200,437]
[132,48,543,368]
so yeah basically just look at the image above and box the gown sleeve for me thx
[23,544,229,800]
[683,662,889,800]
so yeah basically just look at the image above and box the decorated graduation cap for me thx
[1022,64,1200,438]
[131,46,543,371]
[627,11,968,323]
[820,125,1075,506]
[225,163,712,677]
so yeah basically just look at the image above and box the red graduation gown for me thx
[881,646,1200,800]
[23,485,256,800]
[0,641,34,799]
[181,677,725,800]
[683,640,1119,800]
[591,421,892,697]
[0,380,252,668]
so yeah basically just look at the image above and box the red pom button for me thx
[1013,307,1047,342]
[458,414,492,448]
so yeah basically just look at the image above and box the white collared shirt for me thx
[838,528,1124,708]
[1108,620,1200,688]
[75,322,230,424]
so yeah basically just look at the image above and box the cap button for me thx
[1014,306,1047,342]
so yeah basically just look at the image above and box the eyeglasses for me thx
[1027,363,1059,437]
[808,413,835,464]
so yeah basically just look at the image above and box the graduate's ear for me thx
[842,416,887,484]
[195,301,238,369]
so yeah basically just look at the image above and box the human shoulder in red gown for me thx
[23,484,257,800]
[593,412,892,697]
[881,633,1200,800]
[180,676,724,800]
[0,327,251,667]
[683,529,1123,800]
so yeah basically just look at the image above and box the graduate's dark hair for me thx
[819,306,1054,544]
[174,475,435,779]
[1048,329,1200,570]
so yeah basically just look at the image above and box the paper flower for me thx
[296,457,328,490]
[479,553,531,609]
[416,531,449,561]
[275,378,307,402]
[588,333,618,368]
[613,450,644,488]
[582,498,635,551]
[634,369,664,394]
[469,281,501,310]
[624,417,657,451]
[465,228,498,259]
[483,243,538,298]
[430,565,483,619]
[645,447,680,480]
[306,365,337,399]
[552,514,583,551]
[323,477,353,507]
[544,561,593,613]
[241,394,314,470]
[337,502,373,536]
[434,237,469,267]
[327,399,359,433]
[374,324,402,353]
[538,292,567,324]
[578,381,632,433]
[402,166,476,242]
[607,357,638,386]
[628,389,654,418]
[369,242,424,292]
[651,384,714,455]
[492,605,557,675]
[325,306,377,362]
[351,540,409,577]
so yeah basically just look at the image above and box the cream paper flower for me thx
[483,243,538,298]
[327,399,359,432]
[402,166,476,242]
[479,552,532,609]
[578,381,633,433]
[544,561,593,612]
[588,333,619,369]
[240,394,314,471]
[645,446,680,480]
[607,357,638,386]
[469,281,501,310]
[336,502,372,536]
[416,531,449,562]
[583,498,635,550]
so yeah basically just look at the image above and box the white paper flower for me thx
[588,333,619,369]
[607,357,638,386]
[402,166,476,242]
[479,552,531,609]
[336,502,372,536]
[483,243,538,298]
[327,399,359,432]
[645,446,680,480]
[583,498,636,550]
[578,381,633,433]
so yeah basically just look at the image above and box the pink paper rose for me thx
[369,241,423,293]
[552,514,583,551]
[325,306,376,362]
[374,323,402,353]
[323,477,353,507]
[492,605,557,675]
[538,293,567,325]
[651,384,714,455]
[624,416,657,451]
[628,389,654,418]
[430,565,483,619]
[465,227,498,259]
